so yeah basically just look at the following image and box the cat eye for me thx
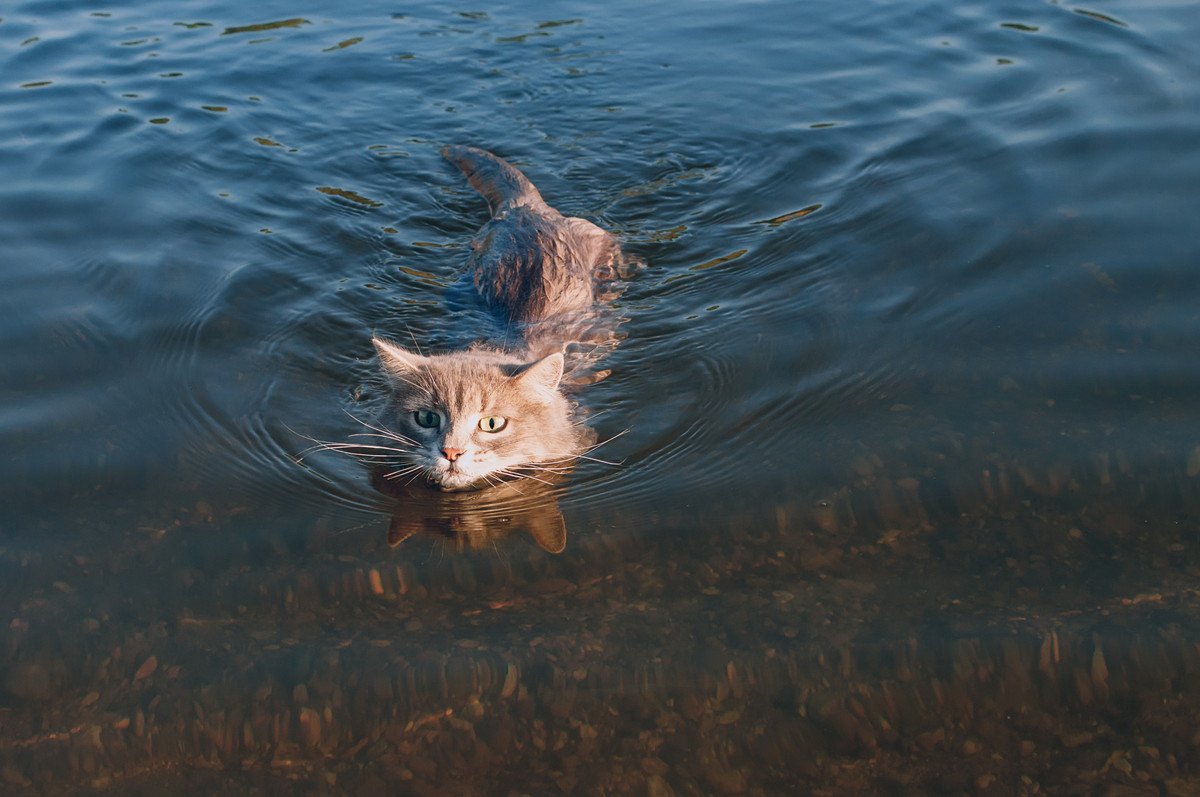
[478,415,507,433]
[413,409,441,429]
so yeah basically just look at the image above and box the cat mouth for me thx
[435,479,483,492]
[436,482,475,492]
[431,467,483,491]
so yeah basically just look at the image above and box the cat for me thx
[370,145,629,491]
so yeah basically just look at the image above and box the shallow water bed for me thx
[6,445,1200,792]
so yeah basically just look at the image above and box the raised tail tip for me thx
[440,144,475,161]
[440,144,498,170]
[441,144,542,213]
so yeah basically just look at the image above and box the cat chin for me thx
[434,479,481,492]
[430,469,489,491]
[431,463,533,492]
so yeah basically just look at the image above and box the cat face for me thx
[373,338,584,490]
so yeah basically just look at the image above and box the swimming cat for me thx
[371,145,628,491]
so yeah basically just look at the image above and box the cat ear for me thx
[513,352,564,394]
[373,337,425,375]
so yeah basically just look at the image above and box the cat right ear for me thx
[373,337,425,376]
[513,352,564,394]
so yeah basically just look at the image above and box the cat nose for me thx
[441,447,465,462]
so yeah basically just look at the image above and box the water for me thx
[3,0,1200,791]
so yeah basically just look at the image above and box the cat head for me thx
[372,337,587,491]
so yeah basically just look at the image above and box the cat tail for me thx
[442,145,546,216]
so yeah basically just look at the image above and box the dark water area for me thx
[3,0,1200,792]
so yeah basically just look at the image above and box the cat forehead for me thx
[392,360,529,407]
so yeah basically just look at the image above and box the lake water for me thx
[3,0,1200,792]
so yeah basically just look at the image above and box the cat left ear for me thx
[373,337,425,376]
[514,352,564,394]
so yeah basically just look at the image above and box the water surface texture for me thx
[3,0,1200,792]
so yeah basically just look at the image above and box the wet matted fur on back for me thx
[366,146,629,491]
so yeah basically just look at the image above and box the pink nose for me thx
[441,447,465,462]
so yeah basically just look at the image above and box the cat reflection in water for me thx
[368,146,632,492]
[374,471,567,554]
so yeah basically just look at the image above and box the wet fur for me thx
[371,146,624,491]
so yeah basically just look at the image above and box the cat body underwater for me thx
[371,145,629,491]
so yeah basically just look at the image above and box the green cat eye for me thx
[478,415,507,433]
[413,409,441,429]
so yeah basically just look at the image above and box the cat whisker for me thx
[343,456,407,466]
[348,427,415,441]
[338,450,407,460]
[366,427,410,445]
[383,464,425,481]
[342,409,417,444]
[574,453,623,467]
[511,470,571,480]
[495,468,555,487]
[342,410,397,438]
[508,463,572,475]
[284,423,323,443]
[574,407,614,425]
[537,428,629,468]
[563,428,631,467]
[348,431,417,447]
[301,441,413,459]
[305,441,406,453]
[287,421,426,488]
[537,453,617,468]
[404,466,431,486]
[584,427,630,452]
[486,470,526,493]
[481,472,510,492]
[295,443,365,463]
[343,457,409,468]
[286,426,358,462]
